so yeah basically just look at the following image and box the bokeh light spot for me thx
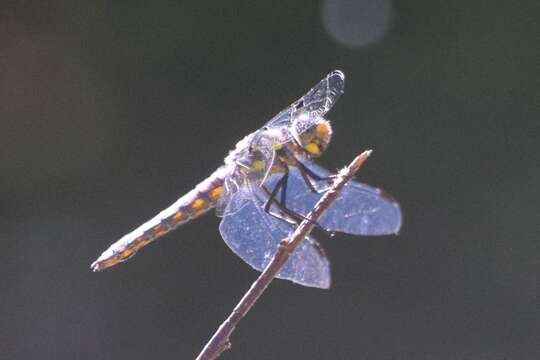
[322,0,393,48]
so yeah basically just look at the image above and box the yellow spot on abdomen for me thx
[305,142,321,155]
[210,186,222,199]
[173,211,183,219]
[192,198,205,209]
[152,224,168,237]
[120,249,133,260]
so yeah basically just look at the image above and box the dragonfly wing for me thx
[267,163,402,236]
[219,184,331,289]
[299,69,345,117]
[264,70,345,130]
[216,175,241,217]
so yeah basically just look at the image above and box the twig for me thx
[195,150,372,360]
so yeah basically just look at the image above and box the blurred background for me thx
[1,0,539,359]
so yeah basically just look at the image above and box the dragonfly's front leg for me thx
[263,167,289,213]
[296,160,336,194]
[261,175,330,234]
[261,170,301,226]
[277,147,335,194]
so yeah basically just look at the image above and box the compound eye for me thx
[298,119,332,157]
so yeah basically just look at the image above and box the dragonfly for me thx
[91,70,402,289]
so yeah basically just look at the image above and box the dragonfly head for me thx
[292,117,333,158]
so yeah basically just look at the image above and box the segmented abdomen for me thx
[91,168,227,271]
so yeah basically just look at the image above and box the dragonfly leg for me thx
[277,147,334,193]
[263,170,288,213]
[295,160,335,194]
[262,180,303,226]
[297,164,318,193]
[280,167,288,206]
[261,182,332,236]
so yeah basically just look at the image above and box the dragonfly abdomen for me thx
[91,168,227,272]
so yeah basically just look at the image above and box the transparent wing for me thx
[216,175,239,217]
[218,183,331,289]
[267,162,402,236]
[264,70,345,131]
[216,148,276,218]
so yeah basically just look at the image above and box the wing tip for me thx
[330,69,345,81]
[392,202,403,235]
[329,70,345,91]
[288,274,332,289]
[377,188,403,235]
[320,278,332,289]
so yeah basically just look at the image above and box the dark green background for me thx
[1,1,539,359]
